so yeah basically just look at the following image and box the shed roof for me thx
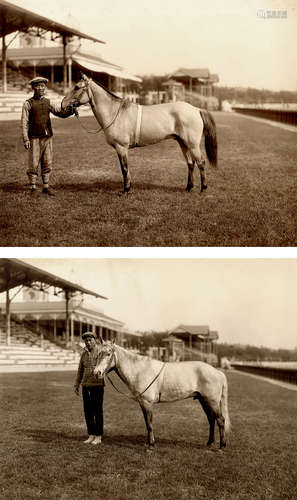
[0,0,105,42]
[171,68,210,79]
[170,324,210,336]
[0,259,107,299]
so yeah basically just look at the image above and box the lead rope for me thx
[73,83,125,134]
[105,355,166,401]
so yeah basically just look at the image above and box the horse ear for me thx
[81,72,86,80]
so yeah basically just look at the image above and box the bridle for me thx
[71,78,125,134]
[97,345,166,401]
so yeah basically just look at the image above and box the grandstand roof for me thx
[171,68,210,79]
[0,0,105,42]
[170,324,219,341]
[0,259,107,299]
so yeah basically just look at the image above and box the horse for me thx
[93,341,230,450]
[61,74,218,194]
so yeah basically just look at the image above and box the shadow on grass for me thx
[1,180,188,195]
[1,183,25,193]
[54,181,186,194]
[19,428,210,452]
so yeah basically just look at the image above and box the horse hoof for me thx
[201,185,208,192]
[186,185,193,192]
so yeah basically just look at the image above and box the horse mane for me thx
[91,79,132,110]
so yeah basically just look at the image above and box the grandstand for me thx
[0,315,81,372]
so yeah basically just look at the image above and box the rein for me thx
[104,350,166,401]
[73,80,124,134]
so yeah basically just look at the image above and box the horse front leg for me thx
[116,146,131,194]
[139,399,155,450]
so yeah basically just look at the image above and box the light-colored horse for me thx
[94,342,230,450]
[61,74,218,194]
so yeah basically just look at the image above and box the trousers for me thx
[82,386,104,436]
[27,137,53,185]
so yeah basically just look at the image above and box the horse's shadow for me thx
[19,428,209,452]
[53,181,188,195]
[0,181,197,195]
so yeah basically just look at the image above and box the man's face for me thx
[33,82,46,98]
[84,337,96,351]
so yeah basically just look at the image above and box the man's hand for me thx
[24,140,30,150]
[74,386,79,396]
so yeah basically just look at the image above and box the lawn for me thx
[0,369,296,499]
[0,112,296,246]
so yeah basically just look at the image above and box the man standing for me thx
[21,76,74,196]
[74,332,104,445]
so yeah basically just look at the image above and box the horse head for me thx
[94,340,116,378]
[61,75,91,110]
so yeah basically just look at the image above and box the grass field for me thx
[0,112,296,246]
[0,369,296,499]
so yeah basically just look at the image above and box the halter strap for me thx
[105,347,166,401]
[74,79,124,134]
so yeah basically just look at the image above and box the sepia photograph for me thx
[0,0,296,246]
[0,257,296,498]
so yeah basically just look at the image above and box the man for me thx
[21,76,74,196]
[74,332,104,445]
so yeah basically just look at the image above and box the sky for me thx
[13,0,297,91]
[14,258,297,351]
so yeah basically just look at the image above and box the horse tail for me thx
[220,374,231,434]
[200,110,218,167]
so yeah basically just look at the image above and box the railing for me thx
[232,107,297,126]
[232,363,297,385]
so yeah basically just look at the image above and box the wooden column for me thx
[70,314,74,344]
[5,288,10,345]
[50,63,55,86]
[68,58,72,88]
[65,290,70,344]
[62,34,67,94]
[53,315,57,341]
[1,33,7,93]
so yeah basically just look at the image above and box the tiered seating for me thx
[0,316,81,371]
[0,65,64,118]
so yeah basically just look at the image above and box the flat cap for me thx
[82,332,96,340]
[29,77,48,86]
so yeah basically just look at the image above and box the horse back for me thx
[159,360,224,402]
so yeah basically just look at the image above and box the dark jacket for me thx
[21,95,73,142]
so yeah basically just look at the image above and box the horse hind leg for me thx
[176,137,195,192]
[215,412,226,449]
[195,393,215,447]
[190,147,207,192]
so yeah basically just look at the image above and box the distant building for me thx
[161,79,185,102]
[167,324,218,363]
[170,68,219,97]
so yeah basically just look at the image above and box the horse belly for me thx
[139,106,176,146]
[160,364,201,402]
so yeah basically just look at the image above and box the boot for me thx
[91,436,102,445]
[84,435,95,444]
[42,187,55,196]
